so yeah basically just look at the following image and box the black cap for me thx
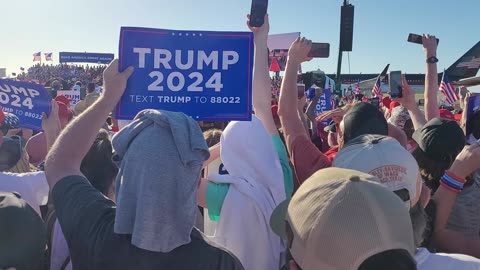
[342,102,388,143]
[324,120,337,133]
[0,192,46,269]
[0,136,25,171]
[412,118,465,162]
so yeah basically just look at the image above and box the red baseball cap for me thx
[382,97,392,108]
[56,101,73,122]
[54,95,72,106]
[439,109,455,120]
[454,113,462,122]
[389,101,401,110]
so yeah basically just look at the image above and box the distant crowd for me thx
[16,63,106,89]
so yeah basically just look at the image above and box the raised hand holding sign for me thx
[0,79,52,130]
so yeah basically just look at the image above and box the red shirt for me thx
[290,135,332,186]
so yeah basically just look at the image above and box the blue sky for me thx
[1,0,479,77]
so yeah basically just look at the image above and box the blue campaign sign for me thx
[0,79,51,130]
[314,88,332,118]
[116,27,254,121]
[59,52,114,64]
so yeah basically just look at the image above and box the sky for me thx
[1,0,479,80]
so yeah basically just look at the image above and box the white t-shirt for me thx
[51,220,72,270]
[0,171,49,215]
[415,248,480,270]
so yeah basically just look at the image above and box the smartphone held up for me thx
[308,43,330,58]
[249,0,268,27]
[389,71,403,98]
[407,33,439,45]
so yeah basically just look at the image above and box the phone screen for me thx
[297,84,306,99]
[308,43,330,58]
[389,71,403,98]
[249,0,268,27]
[407,33,439,45]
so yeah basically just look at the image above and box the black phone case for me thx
[250,0,268,27]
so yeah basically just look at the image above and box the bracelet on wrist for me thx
[440,171,466,193]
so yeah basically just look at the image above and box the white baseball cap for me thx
[333,134,421,208]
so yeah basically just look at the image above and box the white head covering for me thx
[207,115,285,270]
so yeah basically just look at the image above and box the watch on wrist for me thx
[426,56,438,64]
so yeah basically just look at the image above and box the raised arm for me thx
[394,75,427,131]
[42,101,61,153]
[306,90,321,132]
[423,34,440,120]
[432,144,480,257]
[248,15,278,136]
[45,60,133,188]
[297,95,310,134]
[277,37,312,151]
[278,38,331,183]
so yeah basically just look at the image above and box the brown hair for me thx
[80,129,118,196]
[203,129,222,147]
[412,147,452,192]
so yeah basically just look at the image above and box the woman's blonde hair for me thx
[6,149,36,173]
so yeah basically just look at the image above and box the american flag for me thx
[372,76,382,97]
[44,53,53,61]
[439,72,459,104]
[33,52,41,62]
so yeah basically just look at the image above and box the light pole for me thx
[336,0,354,97]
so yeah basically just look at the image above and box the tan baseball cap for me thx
[270,168,415,270]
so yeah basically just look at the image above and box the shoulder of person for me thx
[417,248,480,269]
[3,170,45,179]
[191,228,245,269]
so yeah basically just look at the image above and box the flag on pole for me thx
[372,76,383,97]
[439,72,459,104]
[44,53,53,61]
[33,52,41,62]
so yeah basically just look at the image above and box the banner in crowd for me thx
[268,32,300,51]
[314,88,332,118]
[59,52,114,64]
[313,76,335,118]
[267,33,300,72]
[0,79,51,130]
[115,27,254,121]
[57,90,81,109]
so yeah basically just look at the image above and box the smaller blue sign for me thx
[314,88,332,119]
[0,79,52,130]
[59,52,114,64]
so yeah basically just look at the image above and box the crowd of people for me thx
[16,63,106,89]
[2,14,480,270]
